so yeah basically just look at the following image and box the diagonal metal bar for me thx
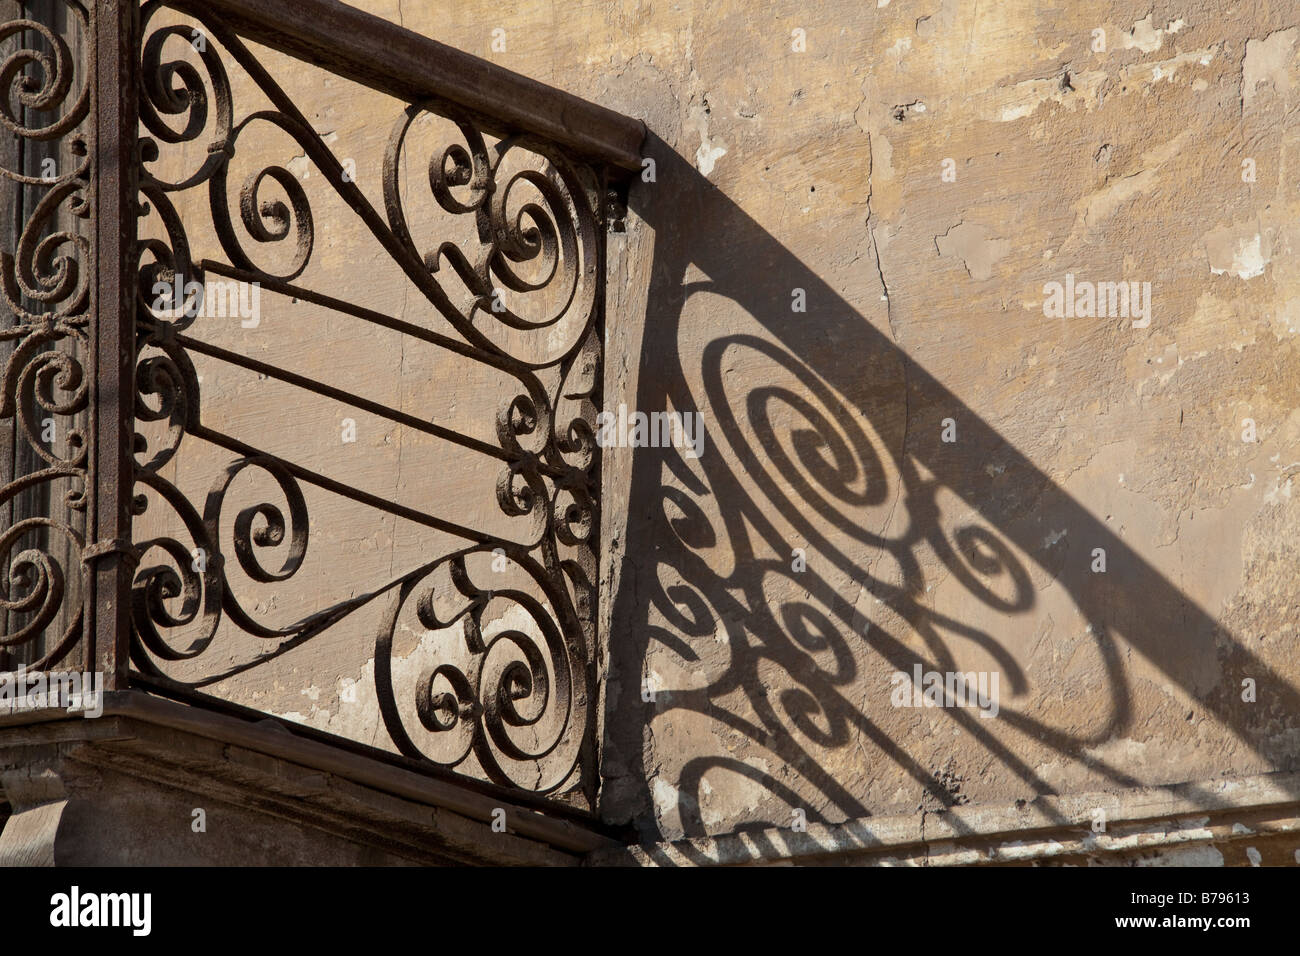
[175,332,517,464]
[185,423,501,545]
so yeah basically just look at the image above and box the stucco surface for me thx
[138,0,1300,847]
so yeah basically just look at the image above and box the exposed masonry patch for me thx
[1263,475,1293,505]
[695,138,726,177]
[1119,47,1218,86]
[691,93,726,177]
[1123,14,1187,54]
[287,132,338,178]
[1242,27,1298,110]
[653,777,685,824]
[992,44,1215,125]
[992,71,1106,123]
[1205,224,1271,280]
[698,758,773,828]
[935,222,1011,281]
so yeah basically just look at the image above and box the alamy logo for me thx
[50,886,151,936]
[0,665,102,718]
[595,403,705,459]
[1041,273,1151,328]
[151,275,261,328]
[890,665,1000,718]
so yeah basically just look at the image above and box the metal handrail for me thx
[171,0,646,171]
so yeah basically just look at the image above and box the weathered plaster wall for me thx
[141,0,1300,851]
[573,0,1300,843]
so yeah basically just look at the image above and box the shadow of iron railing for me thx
[0,0,1295,852]
[603,133,1300,847]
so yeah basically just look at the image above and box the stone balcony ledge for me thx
[0,691,619,866]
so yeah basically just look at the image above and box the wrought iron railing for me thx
[0,0,643,806]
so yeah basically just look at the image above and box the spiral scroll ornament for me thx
[120,3,606,799]
[0,3,94,670]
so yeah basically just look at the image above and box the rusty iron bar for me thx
[89,0,140,689]
[168,0,646,172]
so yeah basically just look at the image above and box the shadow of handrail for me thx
[602,133,1299,848]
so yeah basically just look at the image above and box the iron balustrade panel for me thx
[0,0,639,807]
[128,0,608,801]
[0,3,102,686]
